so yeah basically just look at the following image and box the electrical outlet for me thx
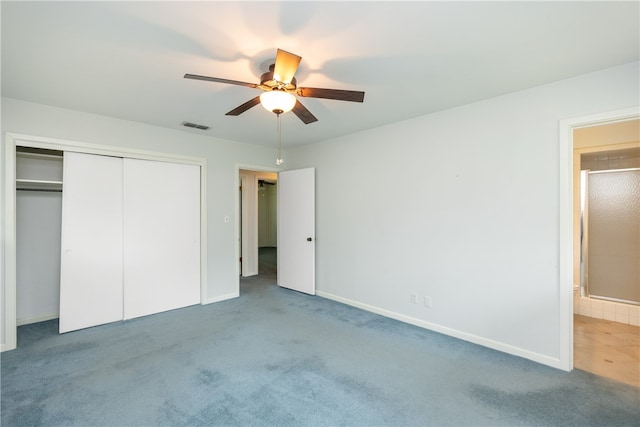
[410,293,417,304]
[424,296,432,308]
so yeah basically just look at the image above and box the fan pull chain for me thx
[276,113,284,166]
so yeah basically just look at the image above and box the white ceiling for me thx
[2,1,639,148]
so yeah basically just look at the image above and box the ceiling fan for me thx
[184,49,365,124]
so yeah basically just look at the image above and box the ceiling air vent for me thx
[182,121,210,131]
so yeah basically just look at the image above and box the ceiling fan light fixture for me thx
[260,90,296,115]
[185,47,363,124]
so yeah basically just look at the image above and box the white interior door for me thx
[123,158,201,319]
[59,152,123,333]
[277,168,315,294]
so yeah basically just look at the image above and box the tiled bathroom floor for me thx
[574,314,640,388]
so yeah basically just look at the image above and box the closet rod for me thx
[17,188,63,193]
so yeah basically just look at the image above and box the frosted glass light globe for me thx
[260,91,296,114]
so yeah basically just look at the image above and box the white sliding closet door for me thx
[59,152,123,333]
[123,158,200,319]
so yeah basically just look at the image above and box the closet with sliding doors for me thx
[17,148,201,333]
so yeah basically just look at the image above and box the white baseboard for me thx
[204,292,239,305]
[316,290,563,370]
[1,342,17,352]
[17,313,59,326]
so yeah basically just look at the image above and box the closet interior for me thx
[16,147,64,326]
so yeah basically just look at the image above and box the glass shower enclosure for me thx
[580,168,640,305]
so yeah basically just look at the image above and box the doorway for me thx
[568,117,640,386]
[239,168,278,282]
[237,166,316,296]
[257,178,278,277]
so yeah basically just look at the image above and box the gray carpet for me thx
[259,246,277,277]
[2,263,639,426]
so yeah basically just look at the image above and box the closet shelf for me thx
[16,179,63,191]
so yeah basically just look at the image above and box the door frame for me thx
[2,133,208,351]
[557,106,639,371]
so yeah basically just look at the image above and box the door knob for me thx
[307,237,313,242]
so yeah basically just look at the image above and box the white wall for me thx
[1,97,279,347]
[285,61,640,368]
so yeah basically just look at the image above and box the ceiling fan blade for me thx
[292,100,318,124]
[297,87,365,103]
[226,96,261,116]
[273,49,302,84]
[184,74,259,89]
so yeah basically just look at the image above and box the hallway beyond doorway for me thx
[259,247,277,278]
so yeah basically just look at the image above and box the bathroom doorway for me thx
[571,119,640,387]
